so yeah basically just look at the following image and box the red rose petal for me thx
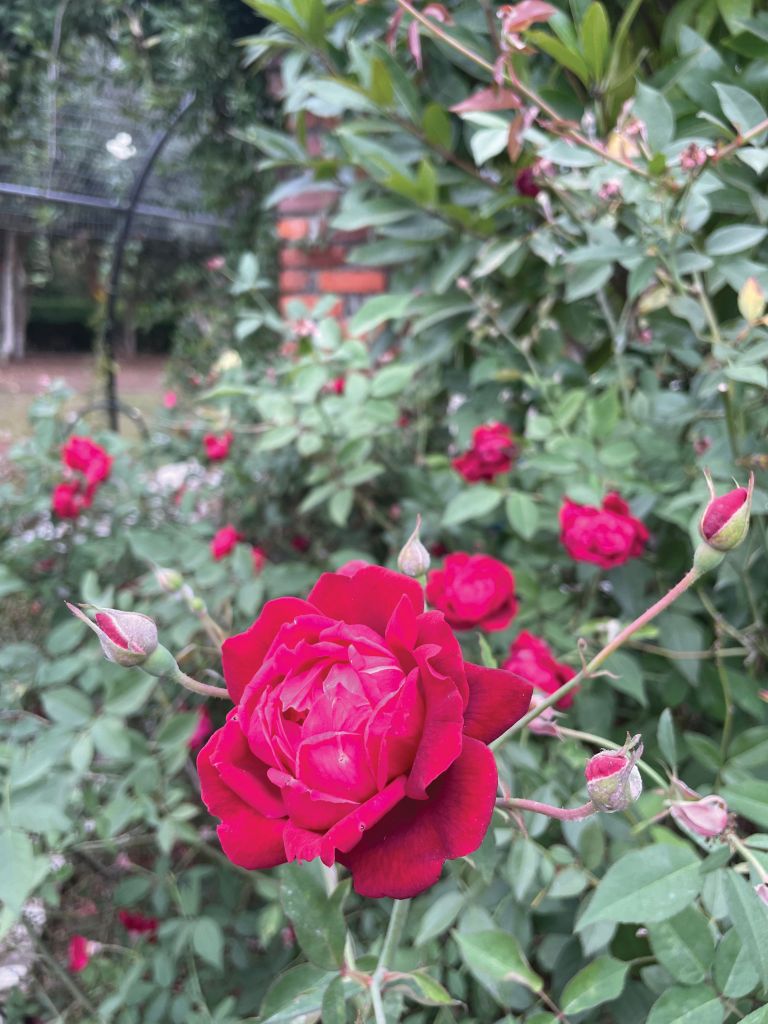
[308,566,424,636]
[339,737,497,899]
[221,597,316,702]
[462,662,533,744]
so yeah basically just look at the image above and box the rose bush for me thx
[198,563,532,897]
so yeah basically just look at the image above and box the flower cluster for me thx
[52,437,113,519]
[197,562,533,898]
[452,422,517,483]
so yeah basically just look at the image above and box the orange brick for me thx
[278,270,310,293]
[280,245,349,270]
[277,218,309,241]
[317,269,387,294]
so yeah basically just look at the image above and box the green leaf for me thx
[721,778,768,829]
[561,956,630,1014]
[577,845,702,928]
[192,917,224,970]
[443,486,503,526]
[602,651,647,705]
[659,612,705,684]
[580,3,611,81]
[505,491,540,540]
[454,929,542,1004]
[716,0,753,34]
[741,1008,768,1024]
[415,892,465,946]
[41,687,93,727]
[349,293,413,334]
[634,83,675,152]
[91,716,132,760]
[647,906,716,984]
[370,365,414,398]
[705,224,768,255]
[646,985,724,1024]
[423,103,453,148]
[259,965,335,1024]
[329,488,354,526]
[320,975,348,1024]
[0,565,26,600]
[0,830,49,934]
[657,708,678,767]
[280,862,348,970]
[257,425,300,451]
[369,56,393,105]
[714,82,768,142]
[526,31,591,85]
[725,363,768,387]
[388,971,457,1006]
[714,927,760,998]
[469,125,510,165]
[723,870,768,987]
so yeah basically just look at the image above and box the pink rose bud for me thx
[67,603,158,667]
[755,883,768,908]
[585,735,643,813]
[154,566,184,593]
[699,471,754,552]
[397,515,431,578]
[670,795,729,838]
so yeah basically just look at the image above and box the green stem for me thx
[597,289,633,420]
[730,834,768,884]
[175,669,230,699]
[716,652,734,773]
[370,899,411,1024]
[498,797,597,821]
[491,567,702,749]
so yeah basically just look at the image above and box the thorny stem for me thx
[491,567,702,749]
[497,797,597,821]
[712,117,768,162]
[370,898,411,1024]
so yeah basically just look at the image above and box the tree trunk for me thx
[0,230,27,362]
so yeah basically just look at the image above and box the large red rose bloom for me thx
[197,564,532,898]
[426,553,518,632]
[62,436,112,486]
[559,492,648,569]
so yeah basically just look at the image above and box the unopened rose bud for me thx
[585,736,643,813]
[155,566,183,593]
[67,603,158,667]
[699,471,754,552]
[397,515,431,578]
[755,883,768,908]
[670,794,729,838]
[738,277,766,323]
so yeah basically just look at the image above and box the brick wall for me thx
[275,117,388,321]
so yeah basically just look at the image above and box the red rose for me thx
[560,492,648,569]
[291,534,311,553]
[188,706,214,750]
[503,631,577,709]
[197,564,532,898]
[68,935,91,972]
[211,524,241,560]
[452,422,517,483]
[204,431,234,462]
[515,166,540,198]
[426,553,518,632]
[52,480,91,519]
[62,436,112,486]
[118,909,159,939]
[252,546,267,574]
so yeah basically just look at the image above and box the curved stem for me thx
[175,670,230,699]
[730,834,768,884]
[491,567,701,749]
[497,797,597,821]
[370,898,411,1024]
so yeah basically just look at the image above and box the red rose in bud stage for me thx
[62,436,112,487]
[503,631,577,709]
[67,935,92,972]
[252,546,267,574]
[560,492,648,569]
[118,909,159,939]
[515,167,540,198]
[197,563,533,898]
[699,474,753,552]
[426,553,518,632]
[52,480,90,519]
[452,422,518,483]
[585,738,643,812]
[211,524,242,560]
[203,431,234,462]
